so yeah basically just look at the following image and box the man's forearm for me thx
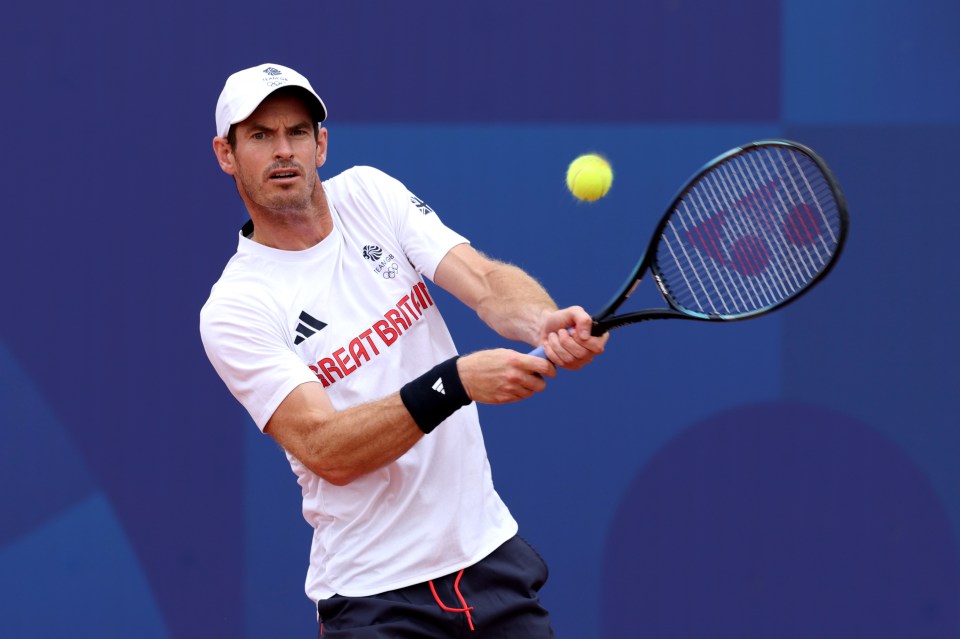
[271,391,424,486]
[473,261,558,346]
[433,245,559,347]
[268,348,554,486]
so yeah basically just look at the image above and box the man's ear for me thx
[212,136,237,175]
[315,127,328,168]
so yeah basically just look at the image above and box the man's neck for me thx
[247,186,333,250]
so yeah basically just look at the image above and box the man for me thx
[200,63,607,637]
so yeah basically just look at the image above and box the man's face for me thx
[217,93,326,212]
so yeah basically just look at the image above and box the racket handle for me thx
[528,326,577,359]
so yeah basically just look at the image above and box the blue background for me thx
[1,1,958,637]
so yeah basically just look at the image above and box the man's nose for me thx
[274,136,294,158]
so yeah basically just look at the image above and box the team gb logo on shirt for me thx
[363,244,400,279]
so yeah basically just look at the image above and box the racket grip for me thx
[528,326,576,359]
[529,345,548,359]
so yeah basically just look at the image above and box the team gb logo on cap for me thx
[262,66,288,87]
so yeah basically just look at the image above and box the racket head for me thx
[595,140,849,333]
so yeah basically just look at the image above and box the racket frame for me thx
[590,139,849,336]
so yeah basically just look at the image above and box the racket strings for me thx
[655,146,843,317]
[714,162,805,301]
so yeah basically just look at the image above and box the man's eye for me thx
[252,132,266,140]
[292,129,307,136]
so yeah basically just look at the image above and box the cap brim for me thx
[223,86,327,137]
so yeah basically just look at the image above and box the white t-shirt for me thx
[200,166,518,601]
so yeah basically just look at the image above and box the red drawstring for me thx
[428,569,475,631]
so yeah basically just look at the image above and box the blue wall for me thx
[1,1,958,637]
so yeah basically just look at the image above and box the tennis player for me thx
[200,63,607,637]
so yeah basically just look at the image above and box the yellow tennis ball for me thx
[566,154,613,202]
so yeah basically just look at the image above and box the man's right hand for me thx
[456,349,556,404]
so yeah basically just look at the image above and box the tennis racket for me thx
[532,139,848,357]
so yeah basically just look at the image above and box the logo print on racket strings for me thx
[682,179,826,278]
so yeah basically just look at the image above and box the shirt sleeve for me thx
[352,166,468,281]
[200,289,320,432]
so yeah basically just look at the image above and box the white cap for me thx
[215,63,328,138]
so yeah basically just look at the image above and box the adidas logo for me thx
[432,378,445,394]
[294,311,327,345]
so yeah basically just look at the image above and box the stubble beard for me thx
[237,160,318,217]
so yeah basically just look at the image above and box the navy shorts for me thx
[317,535,555,638]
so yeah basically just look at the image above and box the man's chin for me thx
[240,178,317,213]
[259,189,313,212]
[268,197,310,211]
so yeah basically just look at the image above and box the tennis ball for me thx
[566,154,613,202]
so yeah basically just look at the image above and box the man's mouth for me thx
[269,168,301,180]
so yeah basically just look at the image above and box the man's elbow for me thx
[303,451,365,486]
[316,467,361,486]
